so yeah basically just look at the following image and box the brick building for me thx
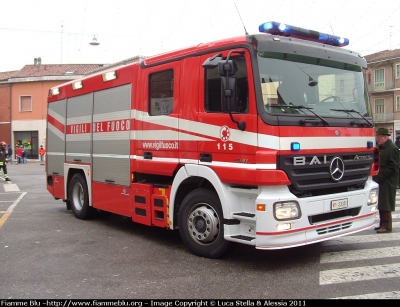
[0,70,18,146]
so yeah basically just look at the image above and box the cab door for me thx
[136,62,180,177]
[197,49,258,185]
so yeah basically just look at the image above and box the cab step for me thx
[232,212,256,221]
[230,235,255,241]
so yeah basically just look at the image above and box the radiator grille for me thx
[278,152,373,196]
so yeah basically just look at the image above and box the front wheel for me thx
[178,188,231,258]
[68,173,93,220]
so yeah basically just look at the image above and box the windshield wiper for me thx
[289,105,330,126]
[330,108,373,127]
[268,105,330,125]
[267,104,308,114]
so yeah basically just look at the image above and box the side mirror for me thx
[218,60,237,76]
[221,77,237,112]
[202,55,223,69]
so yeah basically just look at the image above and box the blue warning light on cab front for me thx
[291,142,301,151]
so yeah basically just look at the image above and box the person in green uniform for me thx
[373,128,400,233]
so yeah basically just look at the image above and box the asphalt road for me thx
[1,161,399,300]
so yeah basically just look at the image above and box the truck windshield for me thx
[257,52,371,119]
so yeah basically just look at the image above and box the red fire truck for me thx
[46,21,379,258]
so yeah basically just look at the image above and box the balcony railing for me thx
[373,113,394,122]
[368,82,395,93]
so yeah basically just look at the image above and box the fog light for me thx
[276,223,292,231]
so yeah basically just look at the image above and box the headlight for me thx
[274,201,301,220]
[368,188,378,205]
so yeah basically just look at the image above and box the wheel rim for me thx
[187,205,220,244]
[72,182,84,211]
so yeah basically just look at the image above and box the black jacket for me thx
[0,146,7,163]
[373,139,400,211]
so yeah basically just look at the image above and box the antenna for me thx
[234,3,248,35]
[330,24,335,35]
[60,21,63,64]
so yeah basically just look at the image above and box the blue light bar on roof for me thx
[259,21,349,47]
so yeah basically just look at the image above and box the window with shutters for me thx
[374,98,385,122]
[397,96,400,112]
[374,69,384,90]
[375,99,384,113]
[20,96,32,112]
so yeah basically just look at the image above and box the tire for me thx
[178,188,231,258]
[68,173,93,220]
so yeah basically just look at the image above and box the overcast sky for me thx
[1,0,399,72]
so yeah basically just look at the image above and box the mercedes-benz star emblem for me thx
[330,156,345,182]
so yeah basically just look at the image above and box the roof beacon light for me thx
[72,81,83,90]
[259,21,349,47]
[51,87,60,96]
[102,71,117,82]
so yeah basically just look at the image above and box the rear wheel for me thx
[69,173,93,219]
[178,188,231,258]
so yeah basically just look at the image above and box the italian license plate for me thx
[331,198,348,210]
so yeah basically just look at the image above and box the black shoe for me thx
[374,226,381,230]
[377,228,392,234]
[5,178,10,181]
